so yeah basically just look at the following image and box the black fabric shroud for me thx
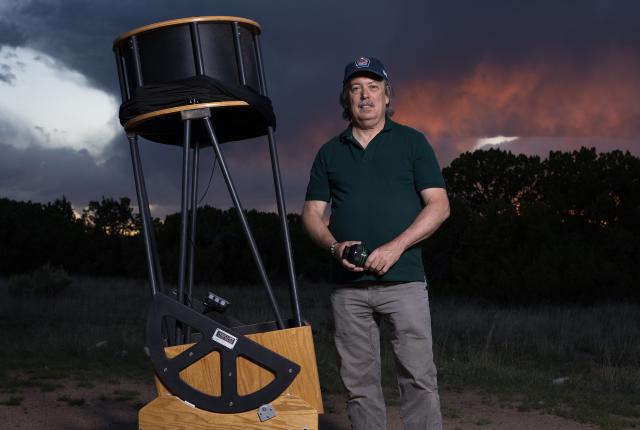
[119,75,276,142]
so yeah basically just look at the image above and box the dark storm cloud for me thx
[1,0,640,213]
[1,0,405,213]
[380,0,640,80]
[0,17,27,47]
[0,115,23,142]
[0,114,133,210]
[5,0,640,106]
[0,16,26,85]
[7,0,638,112]
[0,139,134,207]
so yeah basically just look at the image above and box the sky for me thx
[0,0,639,216]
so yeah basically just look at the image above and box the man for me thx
[302,56,449,430]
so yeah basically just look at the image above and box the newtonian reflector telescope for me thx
[113,16,322,429]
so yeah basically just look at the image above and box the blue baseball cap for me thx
[343,56,389,83]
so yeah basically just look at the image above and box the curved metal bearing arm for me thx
[146,294,300,413]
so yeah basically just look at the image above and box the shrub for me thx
[8,264,72,298]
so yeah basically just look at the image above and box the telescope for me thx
[113,16,322,429]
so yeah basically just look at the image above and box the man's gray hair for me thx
[340,79,394,121]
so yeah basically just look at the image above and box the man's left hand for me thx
[363,241,404,276]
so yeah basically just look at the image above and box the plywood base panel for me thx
[155,325,323,413]
[139,393,317,430]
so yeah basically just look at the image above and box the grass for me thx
[0,277,152,380]
[429,300,640,430]
[112,389,139,402]
[442,405,462,419]
[56,395,86,407]
[0,396,23,406]
[475,417,492,426]
[76,380,95,388]
[0,277,639,429]
[39,382,63,392]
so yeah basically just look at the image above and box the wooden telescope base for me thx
[139,393,317,430]
[140,325,323,429]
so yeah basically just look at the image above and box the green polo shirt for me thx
[305,117,446,283]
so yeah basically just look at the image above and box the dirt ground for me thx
[0,376,604,430]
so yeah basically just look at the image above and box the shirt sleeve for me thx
[305,148,331,202]
[413,134,447,191]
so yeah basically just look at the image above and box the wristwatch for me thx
[330,241,339,257]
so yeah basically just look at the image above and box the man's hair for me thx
[340,78,394,121]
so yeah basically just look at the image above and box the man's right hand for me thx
[334,241,365,272]
[302,201,364,273]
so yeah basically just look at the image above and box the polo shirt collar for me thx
[340,116,396,144]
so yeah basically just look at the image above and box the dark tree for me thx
[443,148,542,215]
[82,197,139,236]
[1,148,637,303]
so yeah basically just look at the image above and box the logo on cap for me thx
[355,57,370,68]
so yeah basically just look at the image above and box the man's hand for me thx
[335,241,365,272]
[363,241,404,276]
[361,187,450,277]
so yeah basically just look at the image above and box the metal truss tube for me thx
[185,143,199,342]
[202,116,285,329]
[266,127,302,326]
[127,133,158,297]
[176,119,192,344]
[232,22,247,86]
[254,35,302,326]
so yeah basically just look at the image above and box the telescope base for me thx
[154,325,323,414]
[139,393,317,430]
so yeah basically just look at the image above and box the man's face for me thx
[347,75,389,127]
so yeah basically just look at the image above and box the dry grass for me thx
[0,277,638,429]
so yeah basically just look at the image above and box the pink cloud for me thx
[392,50,640,161]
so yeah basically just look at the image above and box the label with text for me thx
[212,328,238,349]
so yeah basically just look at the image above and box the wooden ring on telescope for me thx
[113,16,261,47]
[124,101,248,131]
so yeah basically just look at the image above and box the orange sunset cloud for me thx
[393,50,640,156]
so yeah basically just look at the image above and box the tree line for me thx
[1,147,638,303]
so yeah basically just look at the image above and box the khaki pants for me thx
[331,281,442,430]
